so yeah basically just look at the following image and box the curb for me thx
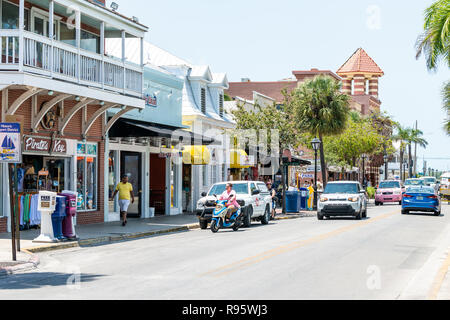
[24,223,200,254]
[0,251,40,278]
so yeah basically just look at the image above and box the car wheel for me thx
[362,208,367,218]
[401,210,408,215]
[375,201,379,206]
[399,201,402,205]
[317,213,324,220]
[261,206,270,225]
[199,219,208,230]
[243,207,252,228]
[355,210,362,220]
[434,211,441,216]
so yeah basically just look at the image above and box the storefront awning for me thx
[230,149,254,169]
[182,146,211,165]
[109,118,218,145]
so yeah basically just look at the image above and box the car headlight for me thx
[348,197,359,202]
[376,191,382,195]
[320,197,328,202]
[394,191,401,195]
[197,202,204,208]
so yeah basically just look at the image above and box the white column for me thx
[76,10,81,82]
[143,149,150,218]
[104,134,110,222]
[122,30,126,94]
[140,37,144,97]
[100,21,105,89]
[49,1,54,76]
[18,0,25,72]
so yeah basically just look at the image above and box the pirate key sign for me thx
[24,136,67,154]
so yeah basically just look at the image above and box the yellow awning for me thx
[230,149,252,169]
[182,146,211,165]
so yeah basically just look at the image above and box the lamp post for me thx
[361,153,368,189]
[311,138,321,211]
[383,154,389,181]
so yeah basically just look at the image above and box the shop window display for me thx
[76,143,98,211]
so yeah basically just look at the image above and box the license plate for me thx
[417,197,423,200]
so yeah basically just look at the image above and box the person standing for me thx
[267,182,277,219]
[111,175,135,226]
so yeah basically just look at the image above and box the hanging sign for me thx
[0,123,21,163]
[145,94,157,108]
[24,136,67,154]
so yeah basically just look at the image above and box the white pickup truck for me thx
[196,181,273,229]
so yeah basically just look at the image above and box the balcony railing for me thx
[0,30,143,98]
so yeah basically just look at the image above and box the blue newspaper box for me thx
[299,188,309,210]
[286,191,301,213]
[52,196,67,241]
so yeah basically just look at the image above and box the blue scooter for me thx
[210,196,242,233]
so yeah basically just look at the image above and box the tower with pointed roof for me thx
[337,48,384,115]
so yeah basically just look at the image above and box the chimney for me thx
[241,78,251,82]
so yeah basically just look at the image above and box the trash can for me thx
[52,196,66,241]
[299,188,308,210]
[286,191,301,213]
[59,191,78,240]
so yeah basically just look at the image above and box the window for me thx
[219,94,224,117]
[212,165,217,185]
[1,1,29,30]
[81,30,100,53]
[108,151,117,213]
[76,143,98,211]
[201,88,206,114]
[202,166,208,187]
[250,183,258,194]
[257,183,269,194]
[60,21,76,47]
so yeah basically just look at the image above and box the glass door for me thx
[121,152,142,217]
[31,9,59,39]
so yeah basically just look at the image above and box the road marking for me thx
[427,249,450,300]
[200,209,399,278]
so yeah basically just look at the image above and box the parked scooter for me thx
[210,196,242,233]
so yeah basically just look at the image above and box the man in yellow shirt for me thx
[111,175,135,226]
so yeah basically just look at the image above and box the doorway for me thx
[150,154,166,215]
[121,151,142,217]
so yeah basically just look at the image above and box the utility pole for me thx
[414,120,418,176]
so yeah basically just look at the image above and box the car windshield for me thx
[208,183,248,196]
[378,181,401,189]
[324,183,359,194]
[423,178,436,184]
[405,179,424,186]
[407,187,435,194]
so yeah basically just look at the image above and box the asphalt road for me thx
[1,202,449,300]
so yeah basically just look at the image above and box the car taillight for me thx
[403,194,413,198]
[427,195,438,199]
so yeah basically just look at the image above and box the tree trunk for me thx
[399,149,404,182]
[318,132,327,187]
[408,143,413,178]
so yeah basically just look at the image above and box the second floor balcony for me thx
[0,0,148,99]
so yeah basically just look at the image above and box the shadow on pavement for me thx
[0,272,104,290]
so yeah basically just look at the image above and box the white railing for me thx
[0,30,143,98]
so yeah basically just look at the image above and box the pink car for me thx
[375,180,405,206]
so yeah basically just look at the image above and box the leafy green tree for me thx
[285,75,350,186]
[444,81,450,135]
[416,0,450,70]
[407,128,428,177]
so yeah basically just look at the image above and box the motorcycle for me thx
[210,196,242,233]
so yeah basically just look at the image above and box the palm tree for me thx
[416,0,450,71]
[392,125,411,182]
[407,128,428,177]
[287,75,350,186]
[444,81,450,135]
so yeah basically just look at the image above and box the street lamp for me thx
[311,138,321,211]
[361,153,368,189]
[383,154,389,180]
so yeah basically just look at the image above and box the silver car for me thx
[318,181,368,220]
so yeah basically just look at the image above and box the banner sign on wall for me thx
[0,123,21,163]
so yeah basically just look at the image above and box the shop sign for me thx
[24,137,67,154]
[87,144,97,155]
[241,155,255,166]
[158,153,172,158]
[38,170,49,176]
[301,173,314,179]
[77,143,86,154]
[0,123,21,163]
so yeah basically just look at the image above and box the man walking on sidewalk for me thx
[111,175,135,226]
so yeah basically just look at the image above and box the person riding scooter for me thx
[219,183,240,221]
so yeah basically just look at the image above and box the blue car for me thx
[402,186,441,216]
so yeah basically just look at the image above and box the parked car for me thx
[196,181,273,229]
[401,186,441,216]
[375,180,404,206]
[404,178,425,191]
[317,181,368,220]
[440,172,450,200]
[421,176,439,193]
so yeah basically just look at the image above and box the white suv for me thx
[196,181,273,229]
[318,181,368,220]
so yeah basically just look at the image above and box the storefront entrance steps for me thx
[0,214,200,257]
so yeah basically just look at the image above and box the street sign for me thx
[301,173,314,179]
[0,123,21,163]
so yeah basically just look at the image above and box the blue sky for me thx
[113,0,450,172]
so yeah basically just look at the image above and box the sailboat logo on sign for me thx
[0,135,16,160]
